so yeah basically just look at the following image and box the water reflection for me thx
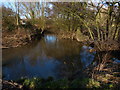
[80,46,95,68]
[45,35,57,43]
[2,35,95,80]
[112,58,120,63]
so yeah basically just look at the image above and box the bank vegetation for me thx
[2,1,120,89]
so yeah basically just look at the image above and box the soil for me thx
[84,60,120,87]
[2,29,31,48]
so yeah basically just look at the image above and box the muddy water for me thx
[2,35,95,80]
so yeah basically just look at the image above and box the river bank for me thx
[2,30,120,89]
[2,29,30,48]
[2,28,90,49]
[2,27,44,49]
[2,57,120,89]
[2,61,120,89]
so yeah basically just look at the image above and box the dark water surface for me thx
[2,35,95,80]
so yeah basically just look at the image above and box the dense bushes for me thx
[2,6,17,31]
[2,16,16,31]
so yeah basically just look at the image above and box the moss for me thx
[17,77,119,89]
[71,78,101,88]
[23,79,31,87]
[44,78,69,88]
[23,78,44,89]
[70,78,100,88]
[109,84,114,88]
[71,78,86,88]
[86,79,100,88]
[46,76,54,82]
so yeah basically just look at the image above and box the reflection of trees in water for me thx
[26,37,82,67]
[58,55,83,78]
[3,36,86,80]
[40,38,81,59]
[23,37,83,78]
[58,46,95,78]
[80,46,95,68]
[3,56,29,80]
[22,37,83,78]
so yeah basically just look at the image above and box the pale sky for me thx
[1,0,119,2]
[1,0,119,19]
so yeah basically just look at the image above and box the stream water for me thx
[2,35,95,80]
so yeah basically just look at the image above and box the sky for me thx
[1,0,119,19]
[1,0,119,2]
[1,2,54,19]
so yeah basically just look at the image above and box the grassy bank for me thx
[2,76,119,89]
[2,58,120,89]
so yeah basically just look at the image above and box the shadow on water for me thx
[2,35,95,80]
